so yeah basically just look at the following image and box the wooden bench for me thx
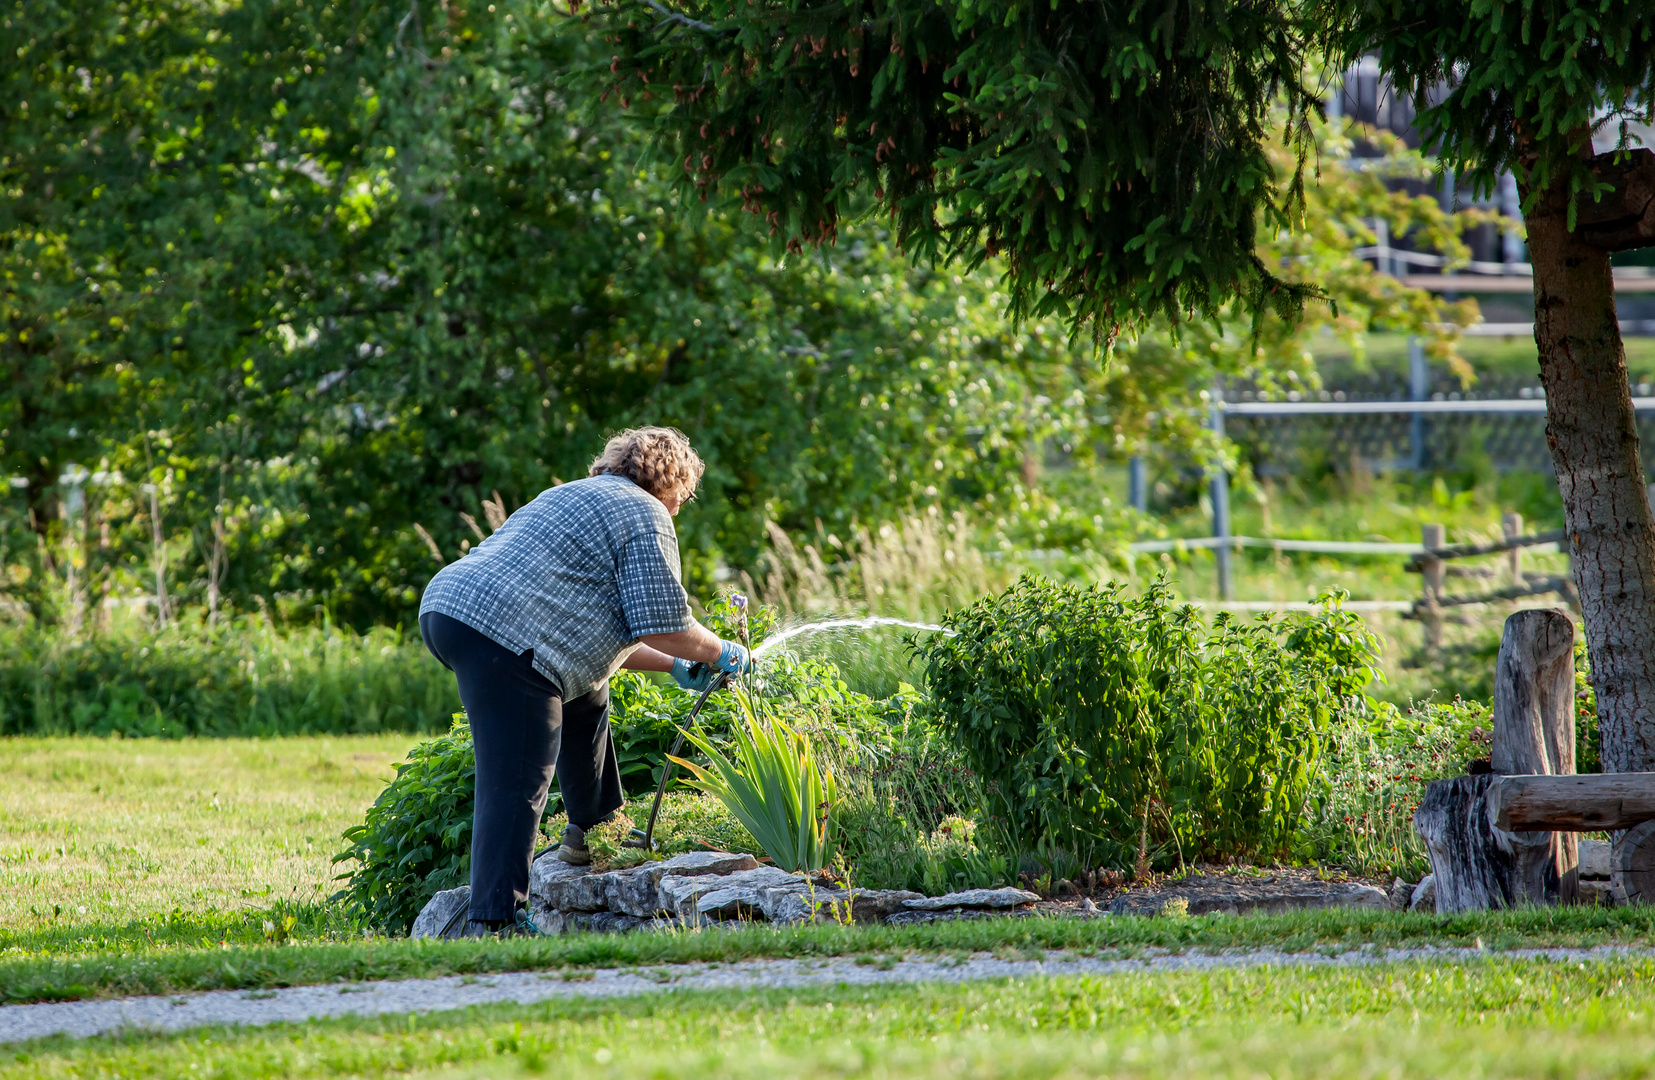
[1490,772,1655,905]
[1410,608,1652,911]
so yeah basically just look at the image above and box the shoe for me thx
[465,910,543,938]
[556,823,591,865]
[502,909,544,937]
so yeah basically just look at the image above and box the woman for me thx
[418,426,750,936]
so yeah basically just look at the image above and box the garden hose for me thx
[438,897,471,939]
[625,670,730,851]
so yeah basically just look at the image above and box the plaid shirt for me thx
[419,474,695,699]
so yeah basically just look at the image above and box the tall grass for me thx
[746,509,1014,621]
[742,509,1016,697]
[0,618,458,736]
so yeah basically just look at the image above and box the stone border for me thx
[413,851,1041,939]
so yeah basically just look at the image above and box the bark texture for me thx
[1491,609,1579,903]
[1491,609,1576,776]
[1416,775,1558,912]
[1613,819,1655,906]
[1523,155,1655,773]
[1413,610,1584,910]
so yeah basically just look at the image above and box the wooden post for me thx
[1211,400,1231,601]
[1503,512,1524,587]
[1415,609,1578,911]
[1421,523,1446,652]
[1491,609,1578,904]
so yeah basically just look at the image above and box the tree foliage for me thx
[1,0,1096,626]
[3,0,1486,630]
[1320,0,1654,204]
[599,0,1329,339]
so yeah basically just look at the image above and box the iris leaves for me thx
[671,689,839,873]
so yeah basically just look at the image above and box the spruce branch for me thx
[642,0,719,34]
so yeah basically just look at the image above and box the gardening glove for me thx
[716,638,755,676]
[670,657,717,692]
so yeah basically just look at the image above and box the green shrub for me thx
[332,716,478,934]
[832,704,1012,893]
[916,575,1381,873]
[0,619,458,737]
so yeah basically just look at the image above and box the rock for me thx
[411,886,472,940]
[851,889,925,922]
[1580,839,1612,879]
[757,885,922,925]
[640,916,684,933]
[886,907,1038,927]
[902,887,1041,911]
[592,852,769,919]
[553,912,642,935]
[763,887,847,925]
[605,866,664,918]
[1579,879,1616,906]
[1388,877,1414,911]
[695,885,766,919]
[644,850,762,881]
[1107,875,1388,917]
[1410,874,1437,913]
[659,866,804,915]
[530,853,607,912]
[588,911,645,934]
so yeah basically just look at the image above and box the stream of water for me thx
[751,616,950,659]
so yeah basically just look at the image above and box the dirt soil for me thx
[1029,866,1407,918]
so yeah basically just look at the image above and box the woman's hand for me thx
[669,657,718,691]
[715,639,754,675]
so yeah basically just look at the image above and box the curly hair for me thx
[588,426,705,501]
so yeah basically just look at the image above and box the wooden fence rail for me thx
[1406,514,1576,652]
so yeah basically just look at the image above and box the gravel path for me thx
[3,944,1648,1045]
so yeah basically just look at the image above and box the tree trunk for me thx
[1521,165,1655,774]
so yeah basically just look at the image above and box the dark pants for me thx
[419,612,624,922]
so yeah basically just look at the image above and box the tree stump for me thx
[1613,820,1655,905]
[1414,609,1579,912]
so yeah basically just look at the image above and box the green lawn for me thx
[0,735,419,942]
[8,957,1655,1078]
[1311,328,1655,380]
[7,736,1655,1009]
[5,736,1655,1079]
[9,904,1655,1005]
